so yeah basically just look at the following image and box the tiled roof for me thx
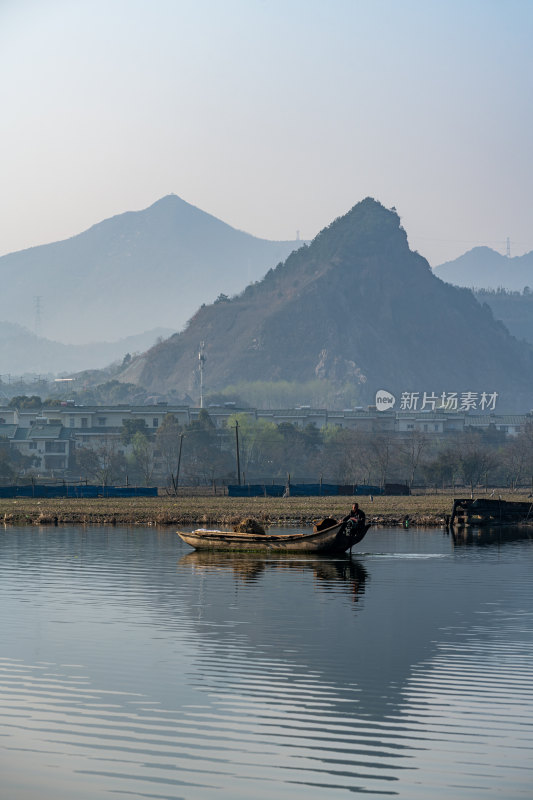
[260,409,327,417]
[0,424,17,439]
[467,415,526,425]
[70,427,123,435]
[29,425,63,439]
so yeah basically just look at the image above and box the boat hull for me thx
[451,498,533,528]
[177,521,370,554]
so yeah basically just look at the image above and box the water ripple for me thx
[1,527,532,798]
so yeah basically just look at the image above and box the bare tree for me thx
[399,431,428,490]
[76,438,125,486]
[131,432,155,486]
[367,433,397,489]
[456,433,497,497]
[422,446,458,491]
[155,414,183,482]
[500,428,533,490]
[328,429,372,486]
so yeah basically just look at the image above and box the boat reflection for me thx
[179,550,368,599]
[452,525,533,547]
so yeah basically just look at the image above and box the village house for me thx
[0,402,531,478]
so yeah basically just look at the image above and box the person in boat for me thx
[342,502,366,528]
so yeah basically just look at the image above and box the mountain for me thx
[434,246,533,291]
[0,321,174,375]
[117,199,533,411]
[0,195,304,344]
[473,289,533,346]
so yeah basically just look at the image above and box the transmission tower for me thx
[506,237,511,258]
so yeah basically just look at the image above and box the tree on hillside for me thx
[219,380,361,411]
[8,395,42,409]
[42,397,65,407]
[68,380,146,407]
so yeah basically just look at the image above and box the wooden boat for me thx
[177,519,371,554]
[450,497,533,528]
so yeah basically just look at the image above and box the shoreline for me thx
[1,492,530,528]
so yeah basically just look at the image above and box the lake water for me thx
[1,525,532,799]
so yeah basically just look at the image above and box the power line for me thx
[410,234,531,248]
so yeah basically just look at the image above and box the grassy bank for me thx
[1,491,530,528]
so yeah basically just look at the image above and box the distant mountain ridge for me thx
[0,195,304,344]
[117,199,533,411]
[434,246,533,291]
[473,289,533,346]
[0,321,174,375]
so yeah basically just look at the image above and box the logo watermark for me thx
[375,390,396,412]
[375,390,499,412]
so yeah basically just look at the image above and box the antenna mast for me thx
[198,342,206,408]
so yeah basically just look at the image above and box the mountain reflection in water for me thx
[0,526,532,800]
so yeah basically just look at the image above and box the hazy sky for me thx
[1,0,532,265]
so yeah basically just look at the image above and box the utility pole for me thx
[174,433,184,496]
[235,420,241,486]
[198,342,206,408]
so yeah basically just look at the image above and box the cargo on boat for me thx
[450,497,533,528]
